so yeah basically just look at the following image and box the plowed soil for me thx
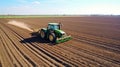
[0,16,120,67]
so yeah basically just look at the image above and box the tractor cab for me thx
[48,23,60,30]
[38,23,71,44]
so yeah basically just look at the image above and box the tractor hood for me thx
[55,30,65,34]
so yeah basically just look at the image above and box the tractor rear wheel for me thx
[49,33,56,42]
[40,30,45,39]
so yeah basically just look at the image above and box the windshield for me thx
[48,25,59,30]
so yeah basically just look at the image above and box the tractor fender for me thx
[39,28,47,38]
[39,28,47,33]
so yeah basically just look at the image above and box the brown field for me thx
[0,16,120,67]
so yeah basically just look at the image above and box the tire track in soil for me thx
[1,22,64,66]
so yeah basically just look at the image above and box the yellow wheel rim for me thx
[49,35,54,41]
[41,31,45,38]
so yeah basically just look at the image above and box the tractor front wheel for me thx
[49,33,56,43]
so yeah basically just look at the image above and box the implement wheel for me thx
[49,33,56,42]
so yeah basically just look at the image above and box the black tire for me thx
[40,30,46,39]
[49,33,56,43]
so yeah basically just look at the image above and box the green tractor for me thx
[35,23,72,44]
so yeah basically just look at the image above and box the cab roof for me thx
[48,23,59,25]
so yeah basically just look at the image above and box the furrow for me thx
[0,29,14,67]
[0,23,33,67]
[66,29,120,65]
[4,23,62,66]
[38,44,93,67]
[7,23,78,66]
[67,30,120,53]
[1,23,39,66]
[0,28,22,67]
[73,37,120,64]
[10,27,71,67]
[11,25,98,66]
[63,41,120,66]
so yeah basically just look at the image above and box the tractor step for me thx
[55,35,72,44]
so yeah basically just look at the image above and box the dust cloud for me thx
[8,20,33,31]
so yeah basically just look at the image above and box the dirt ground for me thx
[0,16,120,67]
